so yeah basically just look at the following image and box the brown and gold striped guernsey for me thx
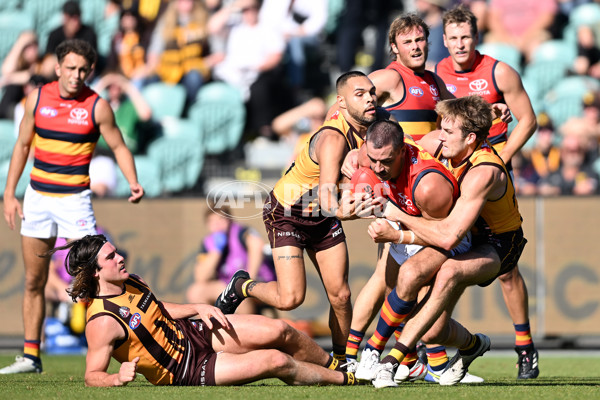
[86,275,188,385]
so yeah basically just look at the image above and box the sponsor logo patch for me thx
[469,79,488,91]
[446,84,457,94]
[68,108,89,125]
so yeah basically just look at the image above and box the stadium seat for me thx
[81,0,109,31]
[0,160,34,198]
[96,12,120,57]
[147,135,205,193]
[142,82,187,121]
[523,61,569,99]
[35,12,63,56]
[531,40,576,66]
[476,42,522,74]
[0,0,21,12]
[543,76,600,127]
[189,82,246,155]
[0,11,35,62]
[160,117,203,142]
[24,0,65,31]
[115,155,163,198]
[563,3,600,47]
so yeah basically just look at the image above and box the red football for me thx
[350,167,386,197]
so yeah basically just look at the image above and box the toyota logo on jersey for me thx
[469,79,488,92]
[68,108,89,125]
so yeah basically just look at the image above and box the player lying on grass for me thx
[53,234,356,387]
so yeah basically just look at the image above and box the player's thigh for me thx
[441,244,500,287]
[307,241,349,293]
[53,190,97,238]
[214,349,287,385]
[271,245,307,296]
[211,314,290,353]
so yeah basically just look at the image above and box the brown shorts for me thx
[475,227,527,287]
[174,319,217,386]
[263,191,346,252]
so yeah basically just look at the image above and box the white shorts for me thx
[386,220,472,265]
[20,185,97,239]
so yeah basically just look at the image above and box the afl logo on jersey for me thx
[429,85,439,97]
[409,87,424,97]
[446,84,457,94]
[40,106,58,117]
[129,313,142,329]
[469,79,488,91]
[68,108,89,125]
[119,306,130,318]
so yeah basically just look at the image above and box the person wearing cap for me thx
[41,0,98,78]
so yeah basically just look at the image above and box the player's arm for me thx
[3,88,38,230]
[368,171,454,245]
[417,130,443,156]
[368,68,401,106]
[432,73,455,100]
[85,315,137,387]
[495,62,537,163]
[316,129,350,217]
[160,302,229,330]
[384,165,501,251]
[95,98,144,203]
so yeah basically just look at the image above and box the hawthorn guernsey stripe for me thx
[86,275,188,385]
[30,81,100,195]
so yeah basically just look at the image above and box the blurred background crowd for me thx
[1,0,600,198]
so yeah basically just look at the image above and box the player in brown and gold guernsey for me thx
[215,71,389,366]
[55,235,357,387]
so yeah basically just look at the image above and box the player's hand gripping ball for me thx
[350,167,387,198]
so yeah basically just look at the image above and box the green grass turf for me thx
[0,354,598,400]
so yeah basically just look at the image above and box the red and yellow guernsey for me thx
[387,138,459,215]
[434,141,522,235]
[272,111,366,214]
[86,275,188,385]
[30,81,100,196]
[384,61,441,141]
[435,52,508,151]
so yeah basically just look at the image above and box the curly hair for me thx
[46,234,107,302]
[56,39,97,66]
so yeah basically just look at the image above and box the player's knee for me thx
[266,350,294,372]
[435,264,460,291]
[397,267,429,296]
[327,286,351,308]
[498,266,520,284]
[278,292,305,311]
[24,274,47,293]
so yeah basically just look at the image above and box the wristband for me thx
[395,230,404,244]
[409,231,415,244]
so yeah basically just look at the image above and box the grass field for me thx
[0,353,598,400]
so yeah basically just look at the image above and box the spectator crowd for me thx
[1,0,600,197]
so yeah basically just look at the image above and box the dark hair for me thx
[56,39,97,66]
[336,70,367,93]
[388,13,430,57]
[435,96,492,143]
[63,0,82,16]
[442,5,478,37]
[46,234,107,302]
[365,120,405,151]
